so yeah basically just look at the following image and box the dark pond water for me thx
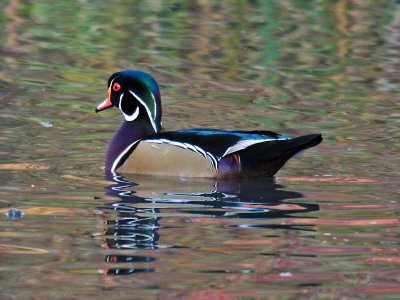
[1,1,399,299]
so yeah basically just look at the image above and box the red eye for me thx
[112,82,121,92]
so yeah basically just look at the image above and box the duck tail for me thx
[238,133,322,177]
[286,133,323,154]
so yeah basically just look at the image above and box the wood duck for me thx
[96,70,322,178]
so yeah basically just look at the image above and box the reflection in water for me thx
[97,174,319,276]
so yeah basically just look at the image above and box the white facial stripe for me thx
[150,91,157,120]
[109,77,116,89]
[128,90,157,133]
[123,106,140,122]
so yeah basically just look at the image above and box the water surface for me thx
[1,1,399,299]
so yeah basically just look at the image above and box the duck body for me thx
[97,70,322,178]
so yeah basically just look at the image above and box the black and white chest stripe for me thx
[111,140,140,173]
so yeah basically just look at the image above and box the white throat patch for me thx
[123,106,140,122]
[119,93,140,122]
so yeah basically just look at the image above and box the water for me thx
[1,1,399,299]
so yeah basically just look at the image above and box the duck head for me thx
[96,70,162,133]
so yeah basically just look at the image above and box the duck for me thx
[96,70,322,178]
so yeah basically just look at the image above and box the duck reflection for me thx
[98,174,319,276]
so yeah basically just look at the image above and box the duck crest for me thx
[96,70,322,177]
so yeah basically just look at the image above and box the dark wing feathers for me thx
[236,133,322,176]
[143,129,288,160]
